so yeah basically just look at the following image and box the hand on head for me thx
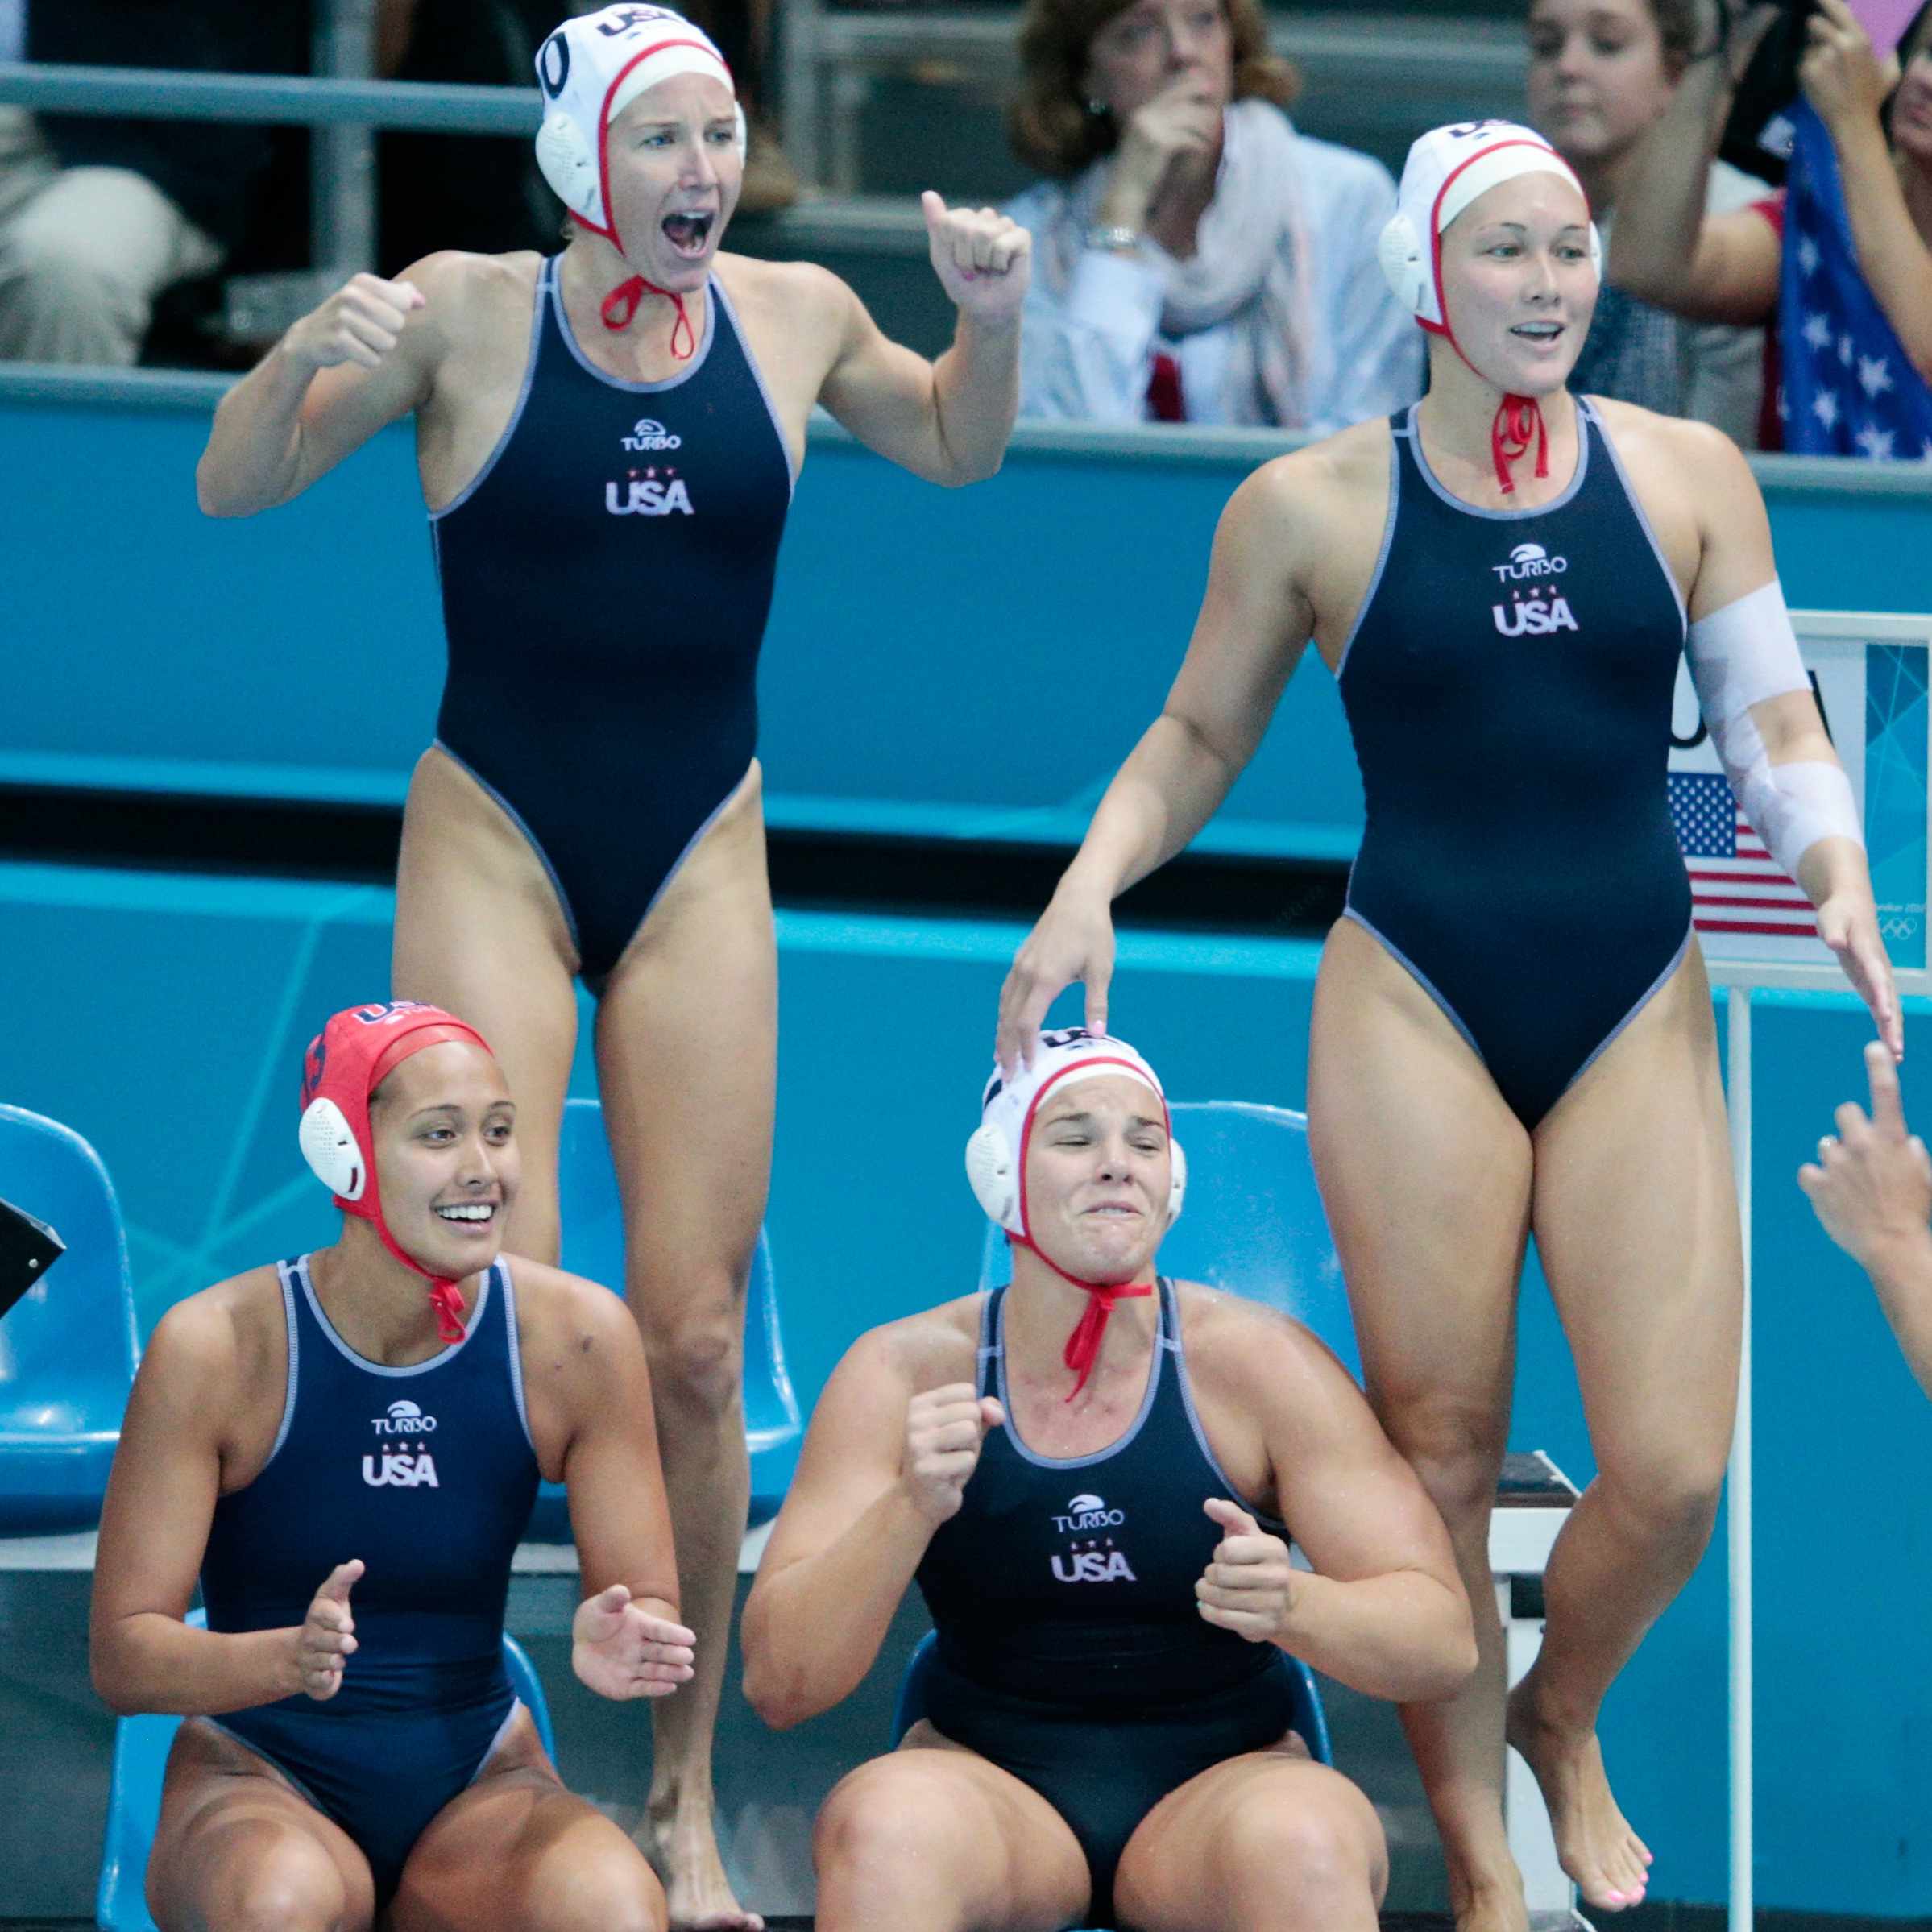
[922,195,1032,319]
[295,1558,363,1701]
[1799,1039,1931,1271]
[286,275,425,373]
[571,1583,697,1700]
[996,893,1117,1074]
[1194,1498,1296,1642]
[902,1383,1005,1526]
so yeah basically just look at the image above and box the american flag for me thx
[1779,101,1932,462]
[1669,773,1815,938]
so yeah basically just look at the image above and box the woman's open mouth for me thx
[662,211,715,256]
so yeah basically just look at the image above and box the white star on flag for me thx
[1858,354,1893,397]
[1801,311,1833,350]
[1797,234,1822,275]
[1813,388,1842,428]
[1855,421,1897,460]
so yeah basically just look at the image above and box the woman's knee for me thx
[1590,1451,1726,1553]
[1217,1780,1382,1912]
[635,1266,749,1413]
[524,1839,665,1932]
[161,1831,350,1932]
[1376,1395,1509,1530]
[814,1757,978,1882]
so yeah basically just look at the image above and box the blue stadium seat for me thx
[97,1611,555,1932]
[977,1101,1359,1379]
[889,1626,1333,1766]
[522,1097,803,1541]
[0,1104,139,1533]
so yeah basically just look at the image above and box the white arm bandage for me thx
[1686,580,1864,878]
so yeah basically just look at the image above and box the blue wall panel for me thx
[2,862,1930,1911]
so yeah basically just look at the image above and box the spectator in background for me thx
[1528,0,1768,442]
[1611,0,1932,453]
[1,0,310,365]
[1003,0,1420,429]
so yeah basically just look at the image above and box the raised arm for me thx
[90,1297,346,1715]
[816,195,1029,487]
[741,1332,1000,1727]
[1679,422,1901,1054]
[1611,6,1782,323]
[1196,1316,1475,1703]
[196,267,438,517]
[994,457,1314,1063]
[1799,0,1932,383]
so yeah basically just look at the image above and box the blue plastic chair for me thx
[0,1104,139,1533]
[890,1627,1333,1766]
[521,1097,803,1540]
[978,1101,1359,1380]
[97,1610,556,1932]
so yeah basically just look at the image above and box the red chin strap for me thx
[1491,392,1549,495]
[602,273,695,357]
[1014,1236,1154,1400]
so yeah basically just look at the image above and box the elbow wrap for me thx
[1687,580,1862,875]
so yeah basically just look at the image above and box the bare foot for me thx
[637,1798,765,1932]
[1507,1681,1653,1911]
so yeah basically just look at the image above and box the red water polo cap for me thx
[298,1002,494,1340]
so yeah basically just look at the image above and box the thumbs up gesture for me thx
[293,1559,363,1700]
[1194,1499,1295,1643]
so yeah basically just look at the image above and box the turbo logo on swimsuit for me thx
[1050,1494,1137,1582]
[364,1399,441,1486]
[1052,1491,1126,1533]
[1490,546,1578,636]
[622,417,682,451]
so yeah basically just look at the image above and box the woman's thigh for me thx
[815,1729,1091,1932]
[1113,1751,1386,1932]
[392,1729,665,1932]
[147,1719,375,1932]
[392,745,582,1262]
[1530,942,1742,1486]
[594,764,777,1325]
[1308,918,1534,1480]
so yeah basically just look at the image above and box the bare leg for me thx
[392,745,581,1265]
[147,1719,375,1932]
[1114,1748,1387,1932]
[1308,917,1533,1932]
[597,763,777,1932]
[815,1727,1090,1932]
[1507,943,1740,1910]
[393,1707,668,1932]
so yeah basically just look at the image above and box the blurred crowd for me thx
[2,0,1927,457]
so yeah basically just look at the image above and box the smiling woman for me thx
[88,1001,696,1932]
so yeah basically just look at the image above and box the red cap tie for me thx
[1014,1233,1155,1400]
[1491,392,1549,494]
[602,273,695,357]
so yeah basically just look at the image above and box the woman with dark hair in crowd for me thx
[1002,0,1420,429]
[1611,0,1932,450]
[1526,0,1768,439]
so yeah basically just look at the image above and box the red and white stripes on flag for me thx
[1669,772,1815,939]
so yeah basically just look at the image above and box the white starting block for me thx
[1490,1451,1586,1932]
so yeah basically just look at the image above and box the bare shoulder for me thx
[1221,417,1392,561]
[715,251,857,336]
[1173,1279,1362,1409]
[139,1263,285,1406]
[835,1294,983,1395]
[1591,396,1754,492]
[501,1254,641,1366]
[403,248,543,357]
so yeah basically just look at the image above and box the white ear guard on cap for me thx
[534,6,746,243]
[966,1029,1185,1239]
[1379,119,1599,328]
[298,1097,366,1201]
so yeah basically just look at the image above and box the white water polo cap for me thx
[533,5,746,246]
[967,1027,1186,1240]
[1379,120,1598,332]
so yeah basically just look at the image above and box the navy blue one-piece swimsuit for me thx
[915,1281,1299,1927]
[1337,399,1692,1130]
[430,258,794,988]
[201,1256,541,1906]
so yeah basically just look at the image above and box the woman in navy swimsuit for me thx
[742,1030,1474,1932]
[92,1003,695,1932]
[193,10,1030,1920]
[997,120,1897,1932]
